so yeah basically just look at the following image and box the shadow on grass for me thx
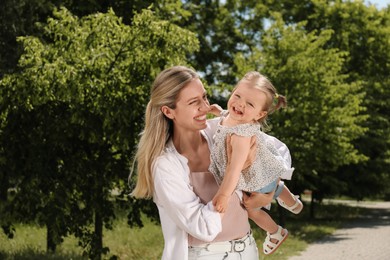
[2,201,389,260]
[282,202,390,243]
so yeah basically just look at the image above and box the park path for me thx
[289,200,390,260]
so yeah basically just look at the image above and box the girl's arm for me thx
[226,135,257,170]
[213,134,251,212]
[208,104,224,117]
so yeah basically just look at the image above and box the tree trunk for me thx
[93,208,103,260]
[310,193,316,219]
[277,204,286,227]
[47,224,57,253]
[0,170,8,202]
[91,175,104,260]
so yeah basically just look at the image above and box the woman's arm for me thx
[242,190,274,209]
[153,156,222,242]
[213,134,251,212]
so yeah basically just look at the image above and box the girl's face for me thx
[162,78,210,131]
[227,80,267,125]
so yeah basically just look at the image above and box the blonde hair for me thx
[130,66,199,199]
[234,71,287,129]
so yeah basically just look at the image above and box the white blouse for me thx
[152,118,222,260]
[152,117,292,260]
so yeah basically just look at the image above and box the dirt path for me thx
[289,200,390,260]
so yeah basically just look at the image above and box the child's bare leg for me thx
[248,208,288,254]
[278,185,297,207]
[277,184,303,214]
[248,208,278,234]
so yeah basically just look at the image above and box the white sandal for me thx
[276,195,303,214]
[263,226,288,255]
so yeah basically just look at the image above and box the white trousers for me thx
[188,233,259,260]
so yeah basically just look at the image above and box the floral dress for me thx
[209,116,294,192]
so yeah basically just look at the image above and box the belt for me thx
[189,233,253,253]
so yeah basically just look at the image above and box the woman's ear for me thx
[161,105,175,119]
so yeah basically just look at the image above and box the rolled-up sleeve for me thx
[153,156,222,242]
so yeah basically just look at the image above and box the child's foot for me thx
[263,226,288,255]
[277,195,303,214]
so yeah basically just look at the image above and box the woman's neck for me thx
[172,129,210,172]
[172,130,204,155]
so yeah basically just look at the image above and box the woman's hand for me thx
[242,191,274,210]
[226,135,256,170]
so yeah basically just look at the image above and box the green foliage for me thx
[264,0,390,200]
[174,0,270,84]
[0,201,371,259]
[0,0,55,76]
[207,1,388,200]
[231,14,368,196]
[0,6,198,257]
[1,0,389,257]
[0,0,160,77]
[316,1,390,200]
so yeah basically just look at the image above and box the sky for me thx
[364,0,389,9]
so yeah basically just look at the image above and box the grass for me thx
[0,200,365,260]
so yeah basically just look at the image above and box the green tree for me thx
[231,14,368,215]
[0,7,198,258]
[0,0,48,76]
[267,0,390,200]
[192,0,389,202]
[0,0,160,77]
[174,0,269,84]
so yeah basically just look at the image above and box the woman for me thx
[130,66,272,260]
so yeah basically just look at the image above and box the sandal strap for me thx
[269,226,285,241]
[277,195,302,213]
[262,226,288,255]
[264,240,277,248]
[288,196,301,210]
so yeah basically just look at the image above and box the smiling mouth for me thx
[233,107,243,115]
[194,115,207,121]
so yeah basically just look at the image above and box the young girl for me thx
[209,71,303,255]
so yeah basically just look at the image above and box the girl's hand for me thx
[212,193,230,213]
[242,191,274,209]
[208,104,224,117]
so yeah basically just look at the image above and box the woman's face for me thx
[227,80,267,124]
[167,78,210,131]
